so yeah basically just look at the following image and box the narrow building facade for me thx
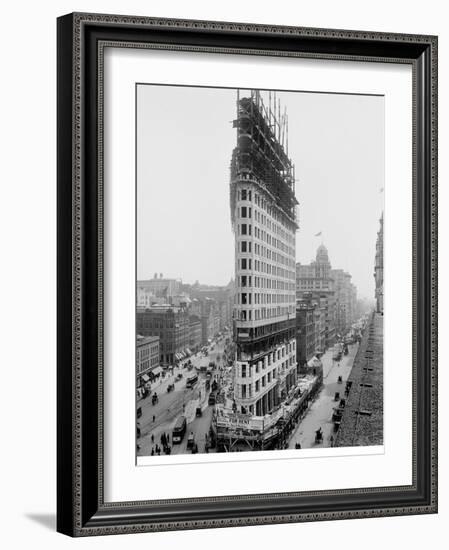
[230,91,298,416]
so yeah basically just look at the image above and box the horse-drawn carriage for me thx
[345,380,353,396]
[332,409,343,423]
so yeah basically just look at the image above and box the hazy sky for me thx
[137,85,384,299]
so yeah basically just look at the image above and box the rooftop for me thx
[335,312,383,447]
[136,335,160,346]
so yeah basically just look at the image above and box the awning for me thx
[307,356,323,368]
[185,348,192,356]
[152,367,163,376]
[141,374,150,383]
[175,353,182,361]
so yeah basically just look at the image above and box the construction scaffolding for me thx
[230,89,298,228]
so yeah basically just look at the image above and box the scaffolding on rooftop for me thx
[230,89,299,228]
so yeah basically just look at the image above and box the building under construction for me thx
[213,90,306,451]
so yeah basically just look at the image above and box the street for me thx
[137,334,230,457]
[288,342,359,449]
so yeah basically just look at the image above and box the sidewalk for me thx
[288,342,359,449]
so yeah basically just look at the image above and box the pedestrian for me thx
[152,415,155,423]
[151,447,154,456]
[166,434,169,444]
[151,434,154,443]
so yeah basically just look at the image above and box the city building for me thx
[230,90,298,416]
[374,213,384,314]
[331,268,356,335]
[136,335,160,386]
[296,292,326,370]
[188,315,202,351]
[296,299,317,367]
[183,280,234,332]
[137,288,156,308]
[137,274,181,306]
[136,305,189,365]
[296,244,337,348]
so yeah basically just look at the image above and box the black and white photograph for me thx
[135,84,384,458]
[53,8,437,539]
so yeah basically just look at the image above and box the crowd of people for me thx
[150,431,172,455]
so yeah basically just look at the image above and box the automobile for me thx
[186,432,195,449]
[195,406,202,417]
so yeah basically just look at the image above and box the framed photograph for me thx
[57,12,438,536]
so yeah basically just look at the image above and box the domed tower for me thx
[315,244,331,279]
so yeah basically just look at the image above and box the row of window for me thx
[238,292,295,306]
[236,306,295,321]
[297,281,330,289]
[237,223,295,258]
[239,360,296,399]
[137,344,159,359]
[137,320,188,329]
[239,275,295,292]
[240,234,294,259]
[240,204,293,244]
[237,257,295,280]
[239,345,295,377]
[239,239,293,268]
[238,188,295,241]
[237,223,296,253]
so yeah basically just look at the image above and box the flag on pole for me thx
[315,231,322,237]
